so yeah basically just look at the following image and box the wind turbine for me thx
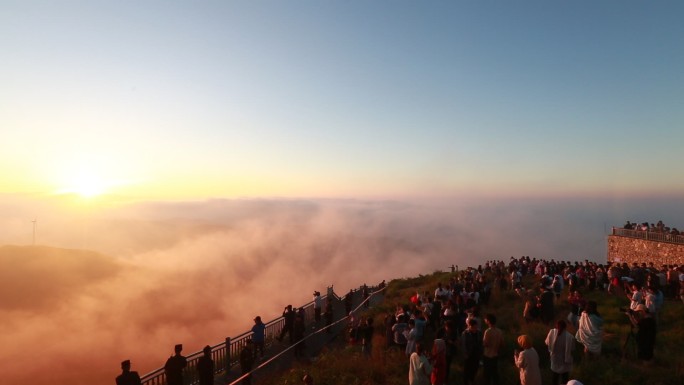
[32,218,37,245]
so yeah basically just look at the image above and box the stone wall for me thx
[607,235,684,266]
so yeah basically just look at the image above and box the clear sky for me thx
[2,1,683,201]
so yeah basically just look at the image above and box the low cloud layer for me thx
[1,195,683,384]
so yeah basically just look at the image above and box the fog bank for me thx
[1,194,682,385]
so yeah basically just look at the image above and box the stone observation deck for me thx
[608,227,684,266]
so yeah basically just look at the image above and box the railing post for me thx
[225,337,231,373]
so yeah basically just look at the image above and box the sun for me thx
[71,176,107,197]
[58,173,110,198]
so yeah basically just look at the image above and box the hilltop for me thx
[271,267,684,385]
[0,245,122,313]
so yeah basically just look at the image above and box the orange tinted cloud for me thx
[1,195,683,384]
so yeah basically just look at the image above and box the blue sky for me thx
[2,1,683,200]
[2,4,684,381]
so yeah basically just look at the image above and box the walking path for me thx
[219,289,383,385]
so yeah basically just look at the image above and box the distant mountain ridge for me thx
[0,245,121,312]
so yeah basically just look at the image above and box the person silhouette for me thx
[277,305,296,343]
[251,316,266,359]
[240,340,254,385]
[115,360,142,385]
[164,344,187,385]
[324,297,334,333]
[197,345,214,385]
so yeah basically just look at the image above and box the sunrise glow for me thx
[56,172,111,198]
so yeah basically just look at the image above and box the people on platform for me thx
[324,298,334,333]
[197,345,214,385]
[240,340,254,385]
[313,291,322,324]
[124,247,684,385]
[294,313,307,358]
[345,289,354,315]
[360,317,375,357]
[277,305,296,343]
[164,344,187,385]
[116,360,142,385]
[251,316,266,359]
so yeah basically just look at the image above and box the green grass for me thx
[271,272,684,385]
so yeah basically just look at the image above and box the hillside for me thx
[0,245,122,312]
[272,268,684,385]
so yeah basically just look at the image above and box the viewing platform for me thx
[608,227,684,266]
[611,227,684,245]
[138,284,383,385]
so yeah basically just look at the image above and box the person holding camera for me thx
[277,305,295,343]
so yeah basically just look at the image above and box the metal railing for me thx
[611,227,684,245]
[227,285,385,385]
[139,285,352,385]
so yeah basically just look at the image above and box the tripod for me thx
[621,323,637,360]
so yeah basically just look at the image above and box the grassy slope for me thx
[275,270,684,385]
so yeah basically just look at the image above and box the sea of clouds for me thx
[1,194,682,385]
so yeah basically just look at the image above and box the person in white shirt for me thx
[627,283,644,311]
[435,283,449,304]
[408,342,432,385]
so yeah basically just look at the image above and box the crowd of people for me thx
[115,254,682,385]
[622,220,681,236]
[390,255,683,385]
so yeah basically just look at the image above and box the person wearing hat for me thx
[115,360,142,385]
[634,304,657,361]
[251,316,266,359]
[197,345,214,385]
[164,344,187,385]
[514,335,541,385]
